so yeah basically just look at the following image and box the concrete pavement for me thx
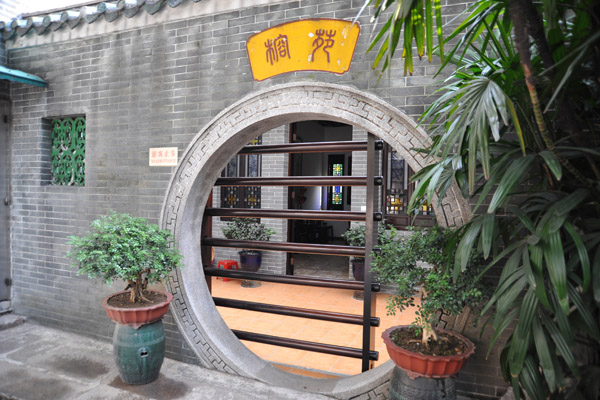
[0,315,333,400]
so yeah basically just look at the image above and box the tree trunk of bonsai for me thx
[422,323,439,347]
[128,271,150,303]
[419,287,439,346]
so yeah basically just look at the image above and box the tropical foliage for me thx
[67,212,183,303]
[360,0,600,398]
[372,226,487,346]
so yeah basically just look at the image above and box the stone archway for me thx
[160,82,471,398]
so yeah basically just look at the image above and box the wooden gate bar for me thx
[213,297,380,327]
[361,133,379,372]
[203,237,365,257]
[238,140,368,154]
[232,329,379,360]
[204,208,367,221]
[204,268,381,292]
[215,176,382,187]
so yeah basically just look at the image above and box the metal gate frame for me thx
[202,133,383,372]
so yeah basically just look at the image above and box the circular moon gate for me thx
[160,82,471,398]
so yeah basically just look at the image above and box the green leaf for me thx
[483,266,525,317]
[520,355,547,400]
[504,94,525,155]
[536,189,588,236]
[539,150,562,181]
[508,289,537,377]
[425,0,433,61]
[550,290,575,347]
[594,245,600,304]
[475,239,529,283]
[403,11,414,74]
[487,307,519,357]
[455,219,482,277]
[540,311,580,376]
[488,154,535,212]
[532,316,556,390]
[523,247,551,309]
[480,212,495,259]
[544,231,569,314]
[545,31,600,112]
[567,283,600,341]
[433,0,444,61]
[563,220,590,292]
[414,0,425,58]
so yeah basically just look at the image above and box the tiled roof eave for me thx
[0,0,205,40]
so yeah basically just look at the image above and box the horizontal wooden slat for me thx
[232,329,379,360]
[215,176,370,187]
[204,268,381,292]
[238,140,368,154]
[214,297,380,327]
[204,208,367,221]
[203,237,365,257]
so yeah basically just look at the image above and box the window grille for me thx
[221,136,262,210]
[50,117,85,186]
[383,145,435,228]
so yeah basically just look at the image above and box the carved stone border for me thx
[160,82,471,398]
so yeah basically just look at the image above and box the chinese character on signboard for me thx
[247,19,360,81]
[149,147,178,167]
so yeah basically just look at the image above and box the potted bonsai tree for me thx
[67,211,183,385]
[373,225,487,395]
[222,217,275,272]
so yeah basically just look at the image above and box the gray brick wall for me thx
[4,0,504,397]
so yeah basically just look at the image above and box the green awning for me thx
[0,65,47,87]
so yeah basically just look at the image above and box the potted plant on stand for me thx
[342,223,388,300]
[222,217,275,287]
[342,224,367,282]
[342,223,388,282]
[373,225,487,399]
[67,212,182,385]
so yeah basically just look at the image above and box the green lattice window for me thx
[51,117,86,186]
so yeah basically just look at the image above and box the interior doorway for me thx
[287,120,352,277]
[0,100,10,304]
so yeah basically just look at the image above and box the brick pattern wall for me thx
[5,0,505,398]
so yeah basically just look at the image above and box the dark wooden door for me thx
[0,101,10,301]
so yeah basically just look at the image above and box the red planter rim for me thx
[382,325,475,378]
[101,289,173,329]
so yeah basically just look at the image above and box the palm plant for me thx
[360,0,600,398]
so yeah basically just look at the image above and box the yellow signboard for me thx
[246,19,360,81]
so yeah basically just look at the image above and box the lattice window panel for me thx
[50,117,86,186]
[222,187,241,208]
[221,136,262,209]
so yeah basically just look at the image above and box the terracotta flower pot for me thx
[101,290,173,329]
[382,325,475,379]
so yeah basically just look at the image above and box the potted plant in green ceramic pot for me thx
[222,217,275,272]
[67,211,183,385]
[373,225,488,397]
